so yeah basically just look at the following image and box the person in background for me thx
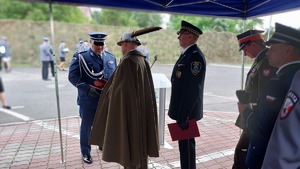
[90,31,159,169]
[238,23,300,169]
[68,32,117,164]
[168,20,206,169]
[58,40,68,71]
[83,40,89,49]
[136,41,150,62]
[262,69,300,169]
[0,77,10,109]
[232,30,277,169]
[0,36,12,72]
[39,37,52,81]
[76,38,89,53]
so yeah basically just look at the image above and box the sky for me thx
[161,9,300,30]
[91,7,300,30]
[259,9,300,29]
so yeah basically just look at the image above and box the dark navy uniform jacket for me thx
[243,62,300,168]
[68,48,117,105]
[168,44,206,122]
[262,69,300,169]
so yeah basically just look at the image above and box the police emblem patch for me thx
[191,62,201,75]
[280,91,298,119]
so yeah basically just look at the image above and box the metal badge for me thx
[176,70,182,78]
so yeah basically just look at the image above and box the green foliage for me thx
[169,14,264,33]
[0,20,250,67]
[0,0,88,23]
[92,9,162,28]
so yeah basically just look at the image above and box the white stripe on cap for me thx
[276,32,300,43]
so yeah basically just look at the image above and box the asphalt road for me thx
[0,64,248,125]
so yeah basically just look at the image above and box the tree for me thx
[169,14,264,33]
[0,0,89,23]
[92,8,162,28]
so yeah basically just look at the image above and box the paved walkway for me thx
[0,111,240,169]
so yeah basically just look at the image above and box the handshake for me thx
[88,79,107,97]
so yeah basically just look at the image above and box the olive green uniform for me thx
[233,48,277,169]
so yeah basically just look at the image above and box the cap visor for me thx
[239,43,247,51]
[264,39,277,46]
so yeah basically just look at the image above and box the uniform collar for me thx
[182,44,195,54]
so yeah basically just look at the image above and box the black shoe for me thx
[3,105,11,109]
[98,146,102,151]
[82,154,93,164]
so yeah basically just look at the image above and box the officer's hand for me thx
[237,102,250,114]
[177,121,189,130]
[88,87,100,97]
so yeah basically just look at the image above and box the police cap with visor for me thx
[89,32,107,46]
[265,22,300,49]
[177,20,203,37]
[237,30,264,51]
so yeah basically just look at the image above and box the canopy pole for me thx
[239,19,246,136]
[267,15,273,40]
[240,20,246,90]
[49,0,65,163]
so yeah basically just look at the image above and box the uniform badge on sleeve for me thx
[280,91,298,119]
[191,61,201,75]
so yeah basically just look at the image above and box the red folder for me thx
[167,119,200,141]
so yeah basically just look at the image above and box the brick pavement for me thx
[0,111,240,169]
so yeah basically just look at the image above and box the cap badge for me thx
[191,61,201,75]
[280,91,298,119]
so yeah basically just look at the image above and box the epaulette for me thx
[104,51,114,56]
[77,50,87,54]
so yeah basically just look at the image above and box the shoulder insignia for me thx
[77,50,87,54]
[280,91,298,119]
[251,68,257,73]
[108,60,114,64]
[193,50,198,54]
[105,51,114,56]
[191,61,201,75]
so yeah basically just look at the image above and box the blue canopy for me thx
[27,0,300,19]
